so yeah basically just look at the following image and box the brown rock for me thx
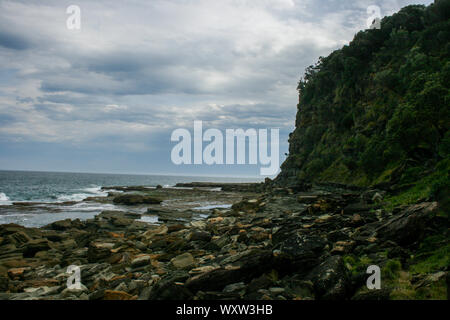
[7,267,29,280]
[104,290,136,300]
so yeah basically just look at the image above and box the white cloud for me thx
[0,0,434,148]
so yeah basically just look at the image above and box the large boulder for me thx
[376,202,438,245]
[45,219,84,231]
[22,239,51,258]
[272,230,327,274]
[185,250,273,293]
[187,231,211,242]
[87,242,114,263]
[170,253,195,270]
[148,272,192,300]
[131,255,151,269]
[306,255,350,300]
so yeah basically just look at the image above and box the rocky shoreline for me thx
[0,182,448,300]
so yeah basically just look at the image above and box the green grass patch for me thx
[409,235,450,274]
[383,158,450,212]
[343,254,373,276]
[383,259,402,280]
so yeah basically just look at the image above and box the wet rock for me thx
[150,281,193,300]
[377,202,438,245]
[167,224,186,233]
[156,210,193,223]
[244,274,275,299]
[148,272,192,300]
[223,282,246,293]
[343,203,372,214]
[24,286,60,297]
[113,194,162,205]
[231,198,262,213]
[98,211,141,220]
[307,255,349,300]
[61,284,88,298]
[297,195,319,204]
[0,244,24,264]
[104,290,136,300]
[1,181,445,301]
[188,231,211,242]
[143,225,168,240]
[185,250,273,293]
[170,253,195,270]
[87,242,114,262]
[131,255,151,268]
[273,232,327,274]
[189,265,218,275]
[46,219,82,231]
[22,239,51,258]
[89,289,105,300]
[7,267,30,280]
[351,288,391,300]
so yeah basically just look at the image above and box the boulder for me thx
[87,242,114,263]
[306,255,349,300]
[376,202,438,245]
[231,198,262,213]
[149,281,193,300]
[143,225,168,240]
[273,231,327,274]
[188,231,211,242]
[22,239,51,258]
[46,219,76,231]
[103,290,136,300]
[185,250,273,293]
[131,255,151,268]
[170,253,195,270]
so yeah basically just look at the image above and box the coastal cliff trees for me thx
[279,0,450,199]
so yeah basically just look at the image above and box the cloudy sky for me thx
[0,0,433,177]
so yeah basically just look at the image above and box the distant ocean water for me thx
[0,170,262,227]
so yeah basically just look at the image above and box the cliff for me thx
[277,0,449,205]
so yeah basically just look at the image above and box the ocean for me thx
[0,170,262,227]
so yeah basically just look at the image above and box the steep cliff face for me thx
[277,0,450,196]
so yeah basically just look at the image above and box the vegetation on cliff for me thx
[280,0,450,208]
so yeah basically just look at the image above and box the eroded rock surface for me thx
[0,183,447,300]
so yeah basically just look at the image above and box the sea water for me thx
[0,170,260,227]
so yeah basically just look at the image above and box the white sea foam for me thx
[56,186,108,202]
[57,193,89,202]
[0,192,12,205]
[139,216,159,224]
[193,204,232,210]
[82,186,108,196]
[65,202,116,212]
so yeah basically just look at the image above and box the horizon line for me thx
[0,168,265,180]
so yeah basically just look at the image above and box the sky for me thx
[0,0,434,178]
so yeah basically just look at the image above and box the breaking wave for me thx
[0,192,11,205]
[56,186,108,202]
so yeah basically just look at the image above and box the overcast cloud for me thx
[0,0,433,176]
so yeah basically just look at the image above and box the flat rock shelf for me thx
[0,182,447,300]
